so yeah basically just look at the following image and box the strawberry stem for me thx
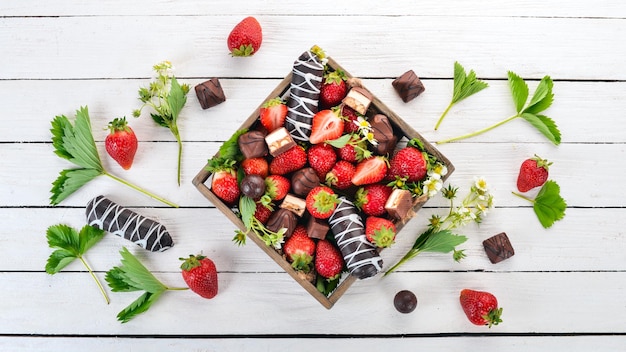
[78,255,110,304]
[104,172,179,208]
[436,114,520,144]
[511,191,535,203]
[434,102,454,130]
[173,126,183,186]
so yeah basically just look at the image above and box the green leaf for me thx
[116,291,163,323]
[239,195,256,230]
[168,77,187,122]
[219,129,248,161]
[533,180,567,228]
[520,113,561,145]
[64,107,104,171]
[46,224,80,253]
[451,63,488,104]
[45,249,77,274]
[420,230,468,253]
[50,168,103,205]
[452,61,466,102]
[117,247,167,293]
[78,225,105,255]
[326,134,352,148]
[524,76,554,114]
[150,113,169,128]
[105,266,142,292]
[50,115,73,160]
[508,71,529,113]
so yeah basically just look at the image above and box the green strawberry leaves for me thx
[512,180,567,228]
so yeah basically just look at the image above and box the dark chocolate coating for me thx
[284,50,324,142]
[306,216,329,240]
[394,290,418,313]
[328,197,383,279]
[291,167,320,196]
[266,208,297,238]
[195,78,226,109]
[240,174,266,200]
[483,232,515,264]
[86,195,173,252]
[370,114,398,155]
[238,130,268,159]
[392,70,425,103]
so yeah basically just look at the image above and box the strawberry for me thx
[211,169,240,205]
[315,239,344,279]
[365,216,397,248]
[308,143,337,179]
[517,155,552,192]
[283,225,316,272]
[180,254,218,299]
[227,16,262,57]
[355,183,393,216]
[337,136,368,163]
[387,145,427,182]
[264,174,290,201]
[259,97,287,132]
[309,109,345,144]
[253,202,273,224]
[352,156,388,186]
[105,117,138,170]
[459,289,503,327]
[320,69,348,109]
[269,145,307,175]
[325,160,356,190]
[340,105,361,134]
[241,157,269,178]
[305,186,339,219]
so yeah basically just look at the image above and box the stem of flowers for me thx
[436,114,520,144]
[434,102,454,130]
[511,191,535,203]
[104,172,179,208]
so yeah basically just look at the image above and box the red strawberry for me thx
[387,146,427,182]
[459,289,503,327]
[211,169,240,205]
[517,155,552,192]
[325,160,356,190]
[241,157,269,178]
[305,186,339,219]
[259,97,287,132]
[315,239,344,279]
[180,254,218,299]
[365,216,397,248]
[105,117,138,170]
[227,16,262,57]
[352,156,388,186]
[264,174,290,201]
[269,145,307,175]
[337,136,368,163]
[341,105,361,134]
[309,109,344,144]
[253,202,273,224]
[320,69,348,109]
[355,183,393,216]
[284,225,316,272]
[308,143,337,179]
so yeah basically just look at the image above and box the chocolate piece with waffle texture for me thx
[195,78,226,109]
[483,232,515,264]
[392,70,425,103]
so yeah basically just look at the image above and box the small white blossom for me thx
[354,116,371,133]
[474,176,488,192]
[423,177,443,197]
[428,164,448,180]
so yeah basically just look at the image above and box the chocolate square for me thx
[482,232,515,264]
[265,127,296,157]
[342,86,372,115]
[392,70,425,103]
[306,216,329,240]
[195,78,226,109]
[384,189,414,220]
[238,130,268,159]
[280,194,306,217]
[370,114,398,155]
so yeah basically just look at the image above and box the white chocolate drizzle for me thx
[285,50,323,142]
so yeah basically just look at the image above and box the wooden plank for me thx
[1,16,624,80]
[1,271,624,334]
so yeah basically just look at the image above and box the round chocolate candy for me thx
[393,290,418,313]
[240,174,266,200]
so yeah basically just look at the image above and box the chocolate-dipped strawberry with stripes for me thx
[284,46,325,142]
[328,197,383,279]
[86,195,174,252]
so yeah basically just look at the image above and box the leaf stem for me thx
[511,191,535,203]
[166,286,189,291]
[436,114,520,144]
[172,126,182,186]
[103,172,179,208]
[383,249,422,276]
[434,102,454,130]
[78,256,110,304]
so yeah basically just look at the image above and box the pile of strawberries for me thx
[208,61,436,294]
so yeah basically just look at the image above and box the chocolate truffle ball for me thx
[291,168,320,197]
[394,290,418,313]
[240,174,266,200]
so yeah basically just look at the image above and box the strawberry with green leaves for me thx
[180,254,219,299]
[320,69,348,109]
[269,145,307,175]
[211,168,240,205]
[355,183,393,217]
[387,140,428,182]
[308,143,337,179]
[341,105,361,134]
[306,186,339,219]
[284,225,316,272]
[263,174,290,202]
[105,117,138,170]
[260,97,287,132]
[253,202,273,224]
[325,160,356,190]
[517,154,552,192]
[459,289,503,328]
[365,216,397,248]
[352,156,388,186]
[227,16,262,57]
[309,108,345,144]
[315,239,344,279]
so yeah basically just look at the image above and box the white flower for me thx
[365,131,378,145]
[428,163,448,180]
[423,177,443,197]
[474,176,488,192]
[354,116,371,133]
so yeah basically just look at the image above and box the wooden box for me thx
[193,56,454,309]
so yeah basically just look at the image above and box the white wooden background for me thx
[1,1,625,350]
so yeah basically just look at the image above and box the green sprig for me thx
[512,180,566,228]
[50,106,178,207]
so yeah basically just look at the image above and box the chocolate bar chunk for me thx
[483,232,515,264]
[342,86,372,115]
[86,195,173,252]
[370,114,398,155]
[195,78,226,109]
[266,208,297,238]
[291,167,320,197]
[285,50,324,142]
[306,216,329,240]
[265,127,296,157]
[328,197,383,279]
[392,70,425,103]
[280,194,306,217]
[238,130,268,159]
[385,189,414,221]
